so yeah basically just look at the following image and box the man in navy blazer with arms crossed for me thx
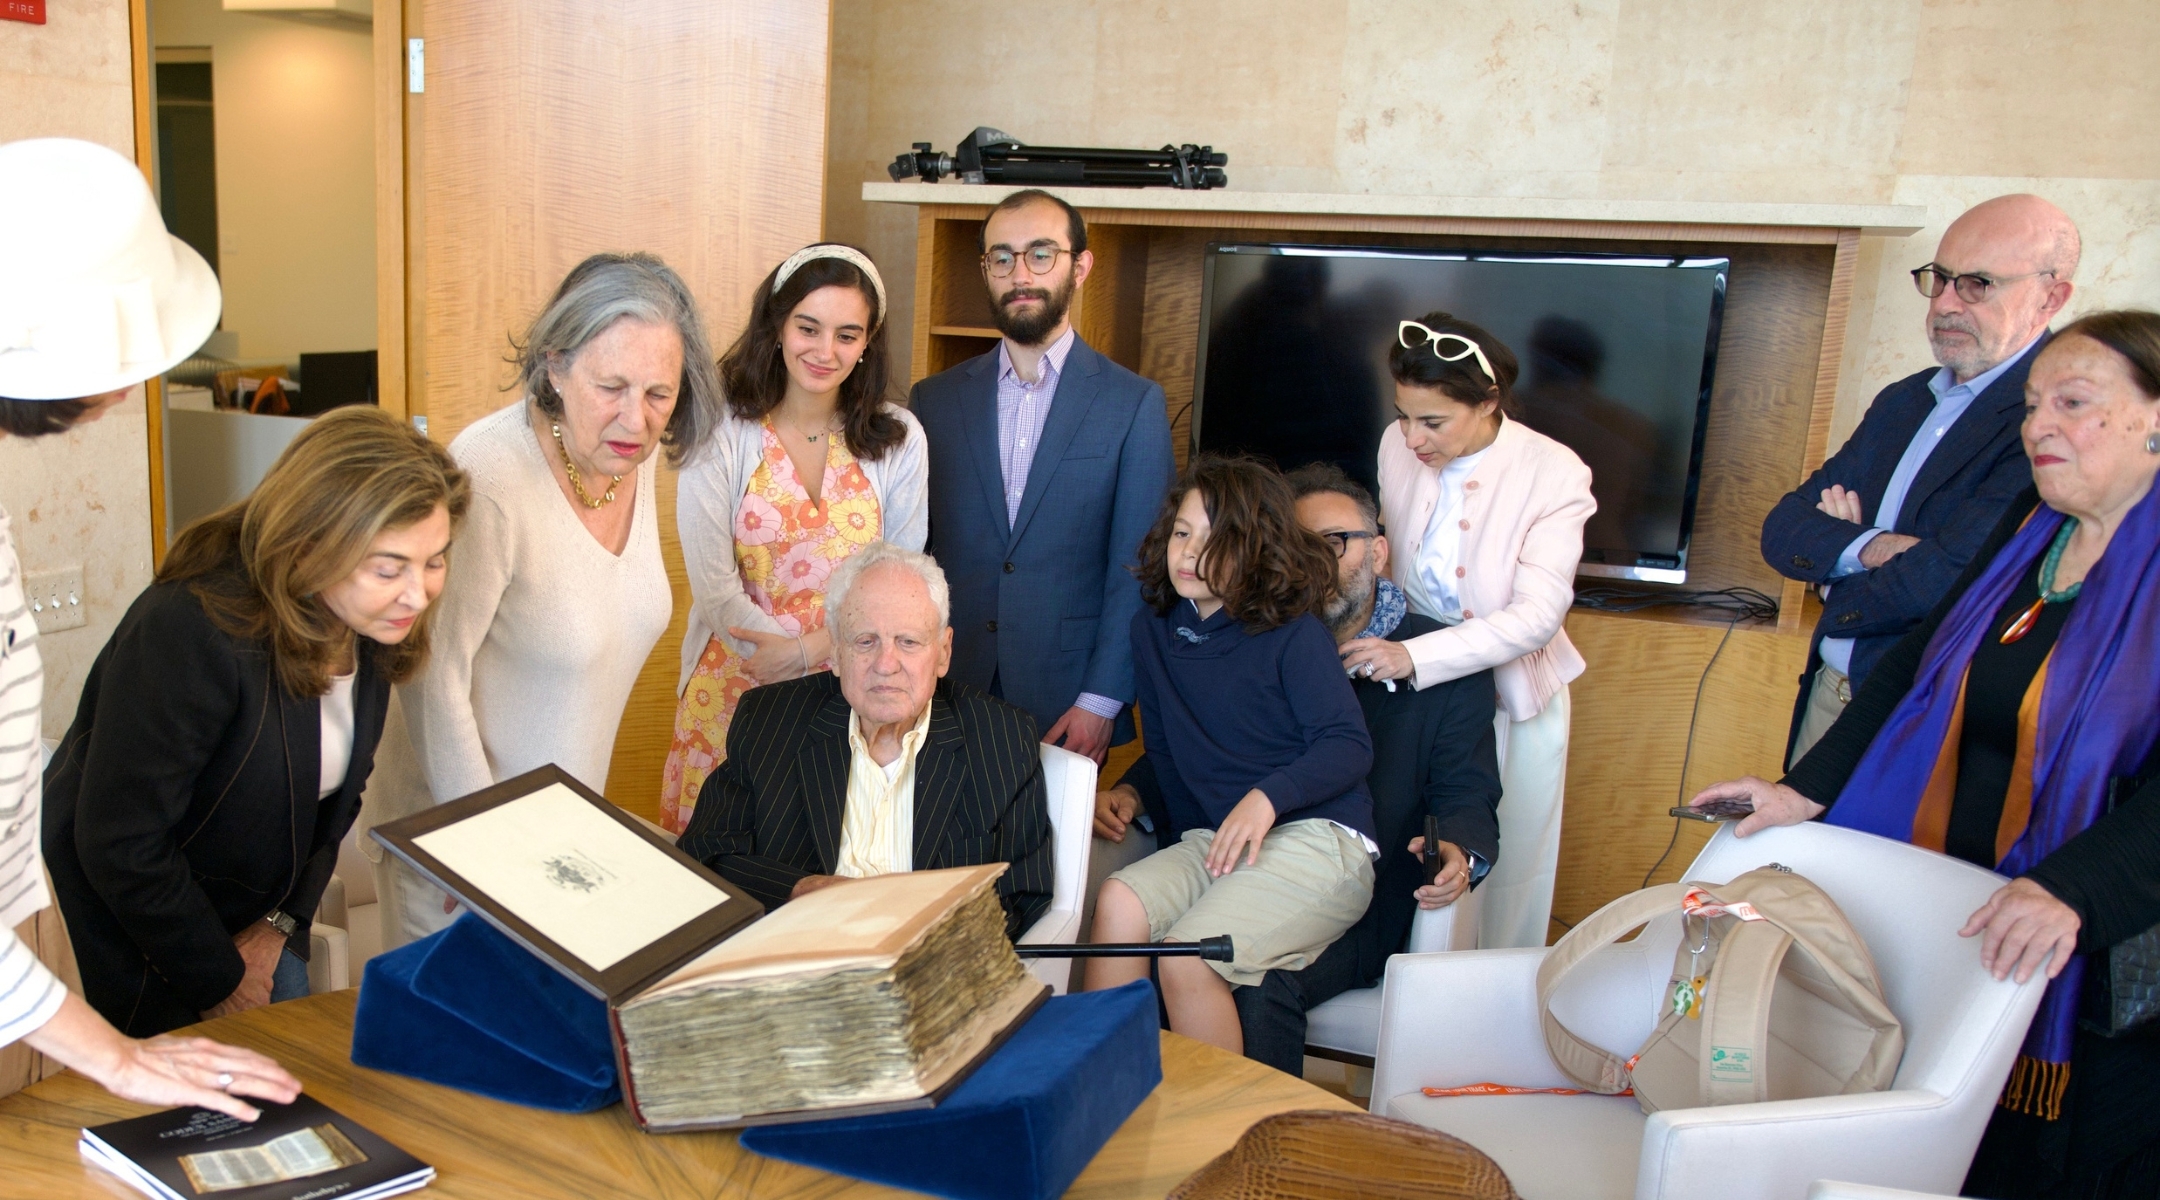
[910,189,1174,762]
[1762,194,2079,762]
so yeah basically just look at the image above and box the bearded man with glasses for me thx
[1763,194,2079,763]
[909,189,1174,765]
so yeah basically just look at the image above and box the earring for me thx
[2148,432,2160,455]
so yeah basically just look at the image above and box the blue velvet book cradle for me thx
[358,769,1062,1135]
[354,916,1162,1200]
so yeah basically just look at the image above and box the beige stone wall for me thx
[826,0,2160,447]
[0,1,157,730]
[152,0,375,366]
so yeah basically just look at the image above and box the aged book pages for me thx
[637,863,1009,993]
[614,866,1040,1127]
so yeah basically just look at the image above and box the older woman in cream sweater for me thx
[362,252,725,950]
[1351,311,1595,950]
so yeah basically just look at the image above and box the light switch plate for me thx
[23,566,86,633]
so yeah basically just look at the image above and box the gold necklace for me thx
[551,422,622,508]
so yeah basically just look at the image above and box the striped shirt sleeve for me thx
[0,926,64,1046]
[0,507,51,935]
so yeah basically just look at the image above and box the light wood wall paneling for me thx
[372,0,407,420]
[1139,227,1208,467]
[128,0,166,563]
[1074,224,1149,374]
[909,211,936,385]
[1681,242,1836,598]
[412,0,828,822]
[1551,607,1810,936]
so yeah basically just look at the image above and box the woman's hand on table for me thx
[1961,877,2080,983]
[25,992,300,1122]
[1685,776,1823,838]
[729,626,825,686]
[1338,637,1414,683]
[1206,790,1277,877]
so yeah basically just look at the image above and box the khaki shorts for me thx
[1107,820,1374,987]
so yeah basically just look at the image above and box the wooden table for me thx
[0,991,1357,1198]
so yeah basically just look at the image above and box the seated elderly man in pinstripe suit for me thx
[677,541,1054,939]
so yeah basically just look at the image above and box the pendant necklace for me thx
[2000,518,2081,644]
[551,422,621,508]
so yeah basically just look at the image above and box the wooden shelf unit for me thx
[874,185,1919,935]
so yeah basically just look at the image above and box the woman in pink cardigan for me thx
[1347,311,1594,949]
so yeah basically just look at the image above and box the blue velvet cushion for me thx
[349,914,620,1112]
[740,980,1163,1200]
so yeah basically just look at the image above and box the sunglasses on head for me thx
[1398,322,1496,384]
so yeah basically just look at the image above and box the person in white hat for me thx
[0,137,299,1118]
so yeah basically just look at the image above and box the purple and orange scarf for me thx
[1825,482,2160,1119]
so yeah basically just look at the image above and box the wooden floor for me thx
[0,991,1356,1199]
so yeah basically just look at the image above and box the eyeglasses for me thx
[1910,263,2056,304]
[982,246,1075,278]
[1317,530,1376,559]
[1398,321,1495,382]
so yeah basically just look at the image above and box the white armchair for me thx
[1807,1184,1958,1200]
[1368,822,2049,1200]
[1303,885,1480,1065]
[1015,744,1097,994]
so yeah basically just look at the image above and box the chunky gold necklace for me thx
[551,421,622,508]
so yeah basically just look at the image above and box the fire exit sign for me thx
[1,0,46,25]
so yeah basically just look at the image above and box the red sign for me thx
[1,0,46,25]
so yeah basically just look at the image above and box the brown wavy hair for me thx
[159,406,471,696]
[716,247,905,461]
[1135,455,1338,633]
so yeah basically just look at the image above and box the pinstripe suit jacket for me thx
[678,672,1053,939]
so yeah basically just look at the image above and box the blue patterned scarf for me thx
[1358,577,1407,641]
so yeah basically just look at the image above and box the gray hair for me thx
[827,542,950,634]
[510,252,723,467]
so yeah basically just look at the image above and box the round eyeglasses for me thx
[983,246,1075,278]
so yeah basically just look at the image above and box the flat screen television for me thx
[1191,244,1729,584]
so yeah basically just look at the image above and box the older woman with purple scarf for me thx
[1692,309,2160,1200]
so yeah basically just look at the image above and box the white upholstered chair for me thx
[1368,821,2050,1200]
[1303,886,1480,1065]
[1017,743,1098,994]
[1807,1184,1958,1200]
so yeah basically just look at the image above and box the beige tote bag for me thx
[1538,864,1904,1114]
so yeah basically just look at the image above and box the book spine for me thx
[609,1005,649,1132]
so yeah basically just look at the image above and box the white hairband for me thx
[772,244,887,327]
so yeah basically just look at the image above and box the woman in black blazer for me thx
[44,407,469,1036]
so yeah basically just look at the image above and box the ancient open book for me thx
[370,765,1046,1131]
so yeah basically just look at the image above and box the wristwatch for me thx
[262,909,299,937]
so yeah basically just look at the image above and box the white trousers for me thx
[371,850,460,953]
[1479,684,1571,950]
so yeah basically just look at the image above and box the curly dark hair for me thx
[1390,309,1520,417]
[1134,454,1337,634]
[716,247,905,461]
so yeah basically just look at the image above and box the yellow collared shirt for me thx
[834,703,933,879]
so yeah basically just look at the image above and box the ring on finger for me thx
[216,1071,234,1091]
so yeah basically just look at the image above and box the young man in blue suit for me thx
[910,190,1174,763]
[1762,194,2079,762]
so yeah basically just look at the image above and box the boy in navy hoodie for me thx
[1082,456,1375,1053]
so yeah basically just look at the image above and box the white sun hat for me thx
[0,137,222,401]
